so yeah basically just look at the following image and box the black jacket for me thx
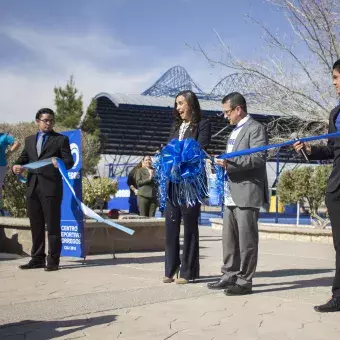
[14,131,74,197]
[309,104,340,192]
[168,119,211,150]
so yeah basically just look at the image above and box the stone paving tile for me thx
[0,229,339,340]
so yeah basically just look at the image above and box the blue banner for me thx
[60,129,84,258]
[108,176,130,211]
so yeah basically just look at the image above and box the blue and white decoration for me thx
[154,138,224,209]
[154,131,340,209]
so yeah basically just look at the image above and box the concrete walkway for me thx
[0,227,339,340]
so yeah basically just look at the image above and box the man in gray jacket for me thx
[208,92,269,295]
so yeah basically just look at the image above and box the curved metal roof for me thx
[94,92,222,111]
[141,66,206,97]
[94,92,281,116]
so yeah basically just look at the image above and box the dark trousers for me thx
[27,181,62,266]
[129,192,139,214]
[137,195,157,217]
[325,190,340,298]
[221,206,259,289]
[165,200,201,280]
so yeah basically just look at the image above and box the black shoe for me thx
[314,298,340,313]
[19,262,45,270]
[224,284,252,296]
[44,264,59,272]
[207,278,235,290]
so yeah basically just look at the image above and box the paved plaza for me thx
[0,227,339,340]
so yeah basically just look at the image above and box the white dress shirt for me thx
[179,121,191,141]
[224,115,250,206]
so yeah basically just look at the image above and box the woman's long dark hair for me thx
[130,161,142,177]
[171,90,203,133]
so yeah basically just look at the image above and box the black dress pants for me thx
[325,190,340,298]
[27,181,62,266]
[165,200,201,280]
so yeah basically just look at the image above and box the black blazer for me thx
[127,169,138,196]
[168,119,211,150]
[309,104,340,192]
[14,130,74,197]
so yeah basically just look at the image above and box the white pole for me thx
[296,201,300,226]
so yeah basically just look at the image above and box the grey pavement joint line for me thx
[169,319,177,330]
[163,331,179,340]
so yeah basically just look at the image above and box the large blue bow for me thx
[161,138,206,183]
[154,138,223,209]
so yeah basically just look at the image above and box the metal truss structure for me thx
[141,66,207,98]
[209,72,272,103]
[142,67,272,104]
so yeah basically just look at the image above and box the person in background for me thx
[163,90,211,284]
[12,108,74,271]
[0,131,21,214]
[135,155,158,217]
[127,162,142,214]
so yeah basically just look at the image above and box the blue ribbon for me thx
[154,138,221,208]
[156,131,340,208]
[217,131,340,159]
[20,159,135,235]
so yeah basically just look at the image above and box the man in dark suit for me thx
[12,108,74,271]
[294,59,340,312]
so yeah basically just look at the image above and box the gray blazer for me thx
[227,116,269,209]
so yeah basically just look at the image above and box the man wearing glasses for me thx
[12,108,74,271]
[208,92,269,295]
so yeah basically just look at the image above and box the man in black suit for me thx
[12,108,74,271]
[294,59,340,312]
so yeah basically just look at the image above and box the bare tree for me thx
[195,0,340,139]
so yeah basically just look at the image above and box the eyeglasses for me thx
[221,108,235,116]
[38,119,55,124]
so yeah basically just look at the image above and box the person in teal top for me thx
[0,132,21,212]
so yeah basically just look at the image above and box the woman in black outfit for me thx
[163,90,211,284]
[127,162,141,215]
